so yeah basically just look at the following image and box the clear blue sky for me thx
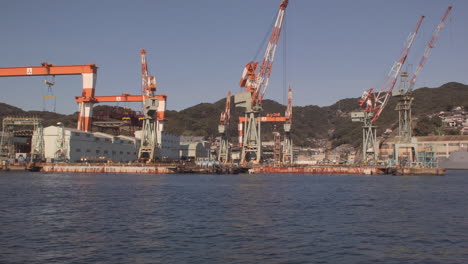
[1,0,466,114]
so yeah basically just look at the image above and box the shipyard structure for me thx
[0,1,462,174]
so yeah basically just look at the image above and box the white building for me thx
[179,136,211,160]
[180,142,209,160]
[158,132,180,160]
[42,126,139,162]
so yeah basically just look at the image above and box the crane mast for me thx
[234,0,288,164]
[351,16,424,163]
[138,49,163,162]
[217,92,232,163]
[283,87,293,163]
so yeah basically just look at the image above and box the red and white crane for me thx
[394,6,453,146]
[240,0,288,108]
[137,49,166,161]
[359,15,425,123]
[235,0,289,164]
[408,6,453,92]
[352,16,424,162]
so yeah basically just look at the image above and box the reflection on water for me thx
[0,171,467,263]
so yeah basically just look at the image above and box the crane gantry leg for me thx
[240,111,262,164]
[283,124,293,164]
[352,111,377,163]
[362,115,378,163]
[138,97,159,162]
[218,130,229,163]
[77,72,97,132]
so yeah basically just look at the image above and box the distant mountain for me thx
[1,82,467,148]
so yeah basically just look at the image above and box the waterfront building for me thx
[42,125,138,162]
[179,142,210,160]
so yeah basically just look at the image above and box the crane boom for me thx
[141,49,157,101]
[408,6,452,92]
[239,0,288,107]
[220,92,232,125]
[370,15,424,122]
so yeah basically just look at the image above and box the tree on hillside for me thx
[414,116,443,136]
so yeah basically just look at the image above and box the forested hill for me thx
[1,82,467,148]
[163,82,468,147]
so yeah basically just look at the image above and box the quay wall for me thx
[41,164,174,174]
[252,166,382,175]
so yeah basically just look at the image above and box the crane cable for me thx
[43,75,56,112]
[252,9,278,63]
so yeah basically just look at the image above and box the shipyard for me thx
[1,1,468,263]
[0,2,466,176]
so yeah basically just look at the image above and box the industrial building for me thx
[41,125,139,162]
[134,131,180,161]
[179,136,211,160]
[39,126,182,163]
[379,135,468,163]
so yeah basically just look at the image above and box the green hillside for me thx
[1,82,467,148]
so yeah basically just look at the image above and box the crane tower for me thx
[138,49,163,161]
[218,92,232,163]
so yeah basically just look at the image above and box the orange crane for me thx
[0,62,98,132]
[75,49,167,161]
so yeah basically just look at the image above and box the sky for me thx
[0,0,466,114]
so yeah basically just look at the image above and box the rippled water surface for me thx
[1,171,468,263]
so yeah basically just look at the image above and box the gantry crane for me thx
[218,92,232,163]
[394,6,452,143]
[0,63,98,132]
[351,16,424,163]
[237,88,293,164]
[234,0,288,164]
[75,49,166,161]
